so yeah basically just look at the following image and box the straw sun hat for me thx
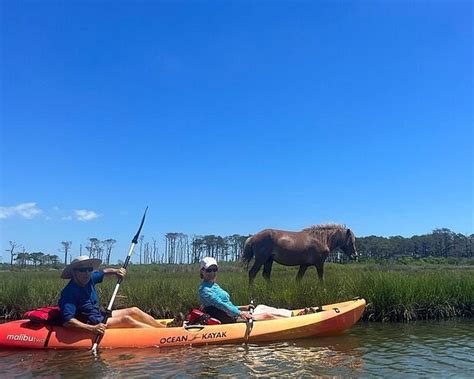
[61,255,102,279]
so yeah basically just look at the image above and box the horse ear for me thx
[346,229,352,238]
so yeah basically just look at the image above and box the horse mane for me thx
[302,223,346,232]
[301,223,347,243]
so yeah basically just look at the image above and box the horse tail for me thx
[241,236,254,267]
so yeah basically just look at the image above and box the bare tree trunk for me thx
[165,233,180,264]
[7,241,19,266]
[61,241,72,265]
[103,239,116,265]
[139,235,144,265]
[152,238,158,264]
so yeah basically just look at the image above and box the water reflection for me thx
[0,334,364,378]
[354,320,474,377]
[0,320,472,378]
[93,336,365,378]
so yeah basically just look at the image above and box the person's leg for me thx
[252,313,279,321]
[111,307,165,328]
[106,314,153,328]
[203,306,236,324]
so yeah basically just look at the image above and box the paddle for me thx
[91,207,148,354]
[244,300,255,343]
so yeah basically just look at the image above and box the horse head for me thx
[341,228,358,261]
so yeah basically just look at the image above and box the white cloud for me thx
[74,209,100,221]
[0,202,42,219]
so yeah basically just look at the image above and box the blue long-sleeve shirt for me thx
[59,271,105,324]
[198,281,240,317]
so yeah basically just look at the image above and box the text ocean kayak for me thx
[0,298,365,349]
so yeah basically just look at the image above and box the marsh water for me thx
[0,319,472,378]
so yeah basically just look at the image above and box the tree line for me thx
[355,228,474,260]
[3,234,250,266]
[3,238,117,267]
[3,228,473,267]
[162,233,250,264]
[5,245,61,267]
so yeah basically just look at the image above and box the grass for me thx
[0,262,473,322]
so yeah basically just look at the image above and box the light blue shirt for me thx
[198,281,240,317]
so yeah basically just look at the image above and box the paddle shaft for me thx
[91,207,148,353]
[105,243,135,310]
[244,300,255,343]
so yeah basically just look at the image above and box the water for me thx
[0,319,472,378]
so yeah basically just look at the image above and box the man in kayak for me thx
[59,255,164,335]
[198,257,278,323]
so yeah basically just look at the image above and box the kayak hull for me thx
[0,299,365,349]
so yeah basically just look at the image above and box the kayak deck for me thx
[0,298,365,349]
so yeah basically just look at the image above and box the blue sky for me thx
[1,1,472,263]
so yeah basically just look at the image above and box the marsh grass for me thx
[0,263,472,322]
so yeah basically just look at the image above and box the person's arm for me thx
[238,311,253,320]
[63,318,106,335]
[59,291,106,334]
[200,287,240,317]
[102,268,126,278]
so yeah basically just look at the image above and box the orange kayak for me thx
[0,298,365,349]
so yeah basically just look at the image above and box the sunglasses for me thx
[204,267,218,273]
[74,267,93,273]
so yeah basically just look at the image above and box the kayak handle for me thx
[184,325,205,331]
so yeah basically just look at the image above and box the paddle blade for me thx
[132,206,148,244]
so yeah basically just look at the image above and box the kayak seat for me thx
[187,308,222,325]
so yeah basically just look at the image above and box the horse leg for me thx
[315,262,324,282]
[296,265,309,281]
[248,260,264,285]
[262,259,273,282]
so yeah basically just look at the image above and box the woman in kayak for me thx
[59,255,165,335]
[198,257,277,324]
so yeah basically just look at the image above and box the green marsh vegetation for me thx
[1,261,472,322]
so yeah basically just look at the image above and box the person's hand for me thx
[90,323,107,335]
[116,268,126,278]
[239,311,253,320]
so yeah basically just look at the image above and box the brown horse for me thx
[241,224,358,283]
